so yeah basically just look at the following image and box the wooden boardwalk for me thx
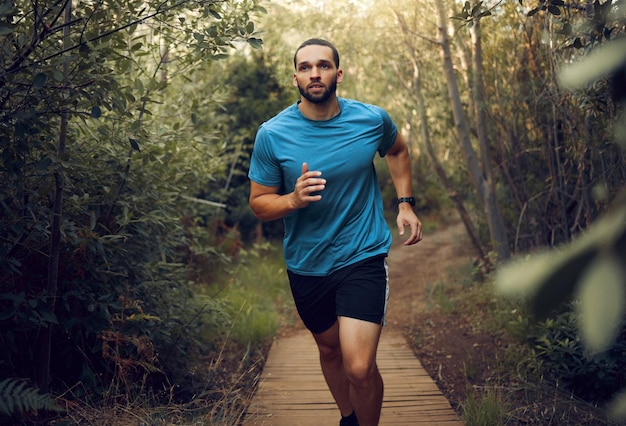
[243,328,463,425]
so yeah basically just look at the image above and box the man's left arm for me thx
[385,132,423,245]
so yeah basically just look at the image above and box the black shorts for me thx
[287,255,389,334]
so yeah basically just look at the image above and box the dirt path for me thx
[386,220,473,330]
[386,218,498,411]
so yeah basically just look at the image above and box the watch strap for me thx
[397,197,416,206]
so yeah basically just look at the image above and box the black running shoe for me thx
[339,411,359,426]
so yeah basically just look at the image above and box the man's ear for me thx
[336,69,344,84]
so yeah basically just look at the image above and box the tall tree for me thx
[436,0,511,261]
[38,0,72,394]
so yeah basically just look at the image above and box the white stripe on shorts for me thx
[382,258,389,327]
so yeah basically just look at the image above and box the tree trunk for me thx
[39,1,71,393]
[419,89,488,265]
[435,2,511,261]
[412,60,488,266]
[470,18,511,261]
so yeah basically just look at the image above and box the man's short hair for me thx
[293,38,340,69]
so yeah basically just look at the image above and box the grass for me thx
[461,388,510,426]
[196,242,293,345]
[426,280,456,314]
[50,242,291,426]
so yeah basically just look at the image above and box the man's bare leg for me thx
[312,320,354,417]
[339,316,384,426]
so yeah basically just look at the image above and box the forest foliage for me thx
[0,0,625,423]
[0,0,273,418]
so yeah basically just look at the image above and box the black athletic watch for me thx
[396,197,416,207]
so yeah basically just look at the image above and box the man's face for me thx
[293,45,343,104]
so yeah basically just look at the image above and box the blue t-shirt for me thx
[248,98,398,276]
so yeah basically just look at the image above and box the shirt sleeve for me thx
[376,107,398,157]
[248,125,283,187]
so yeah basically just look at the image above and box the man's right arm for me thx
[249,162,326,221]
[249,181,298,221]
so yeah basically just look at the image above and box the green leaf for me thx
[97,125,110,136]
[247,38,263,49]
[129,137,140,152]
[38,306,59,325]
[0,378,64,415]
[527,8,540,17]
[0,23,12,35]
[36,156,52,170]
[559,38,626,89]
[33,73,47,88]
[562,22,572,36]
[576,254,625,352]
[547,5,561,15]
[572,37,584,49]
[497,245,597,318]
[0,2,14,16]
[134,78,144,93]
[498,202,626,318]
[471,1,484,17]
[52,69,64,82]
[90,106,102,118]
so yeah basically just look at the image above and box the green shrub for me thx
[515,308,626,403]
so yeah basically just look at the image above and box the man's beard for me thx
[298,78,337,104]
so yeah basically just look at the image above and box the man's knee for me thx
[345,358,377,386]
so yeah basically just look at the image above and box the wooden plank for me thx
[243,328,463,425]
